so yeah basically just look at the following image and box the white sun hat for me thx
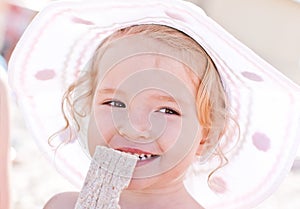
[8,0,300,208]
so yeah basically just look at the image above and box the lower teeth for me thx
[139,157,148,161]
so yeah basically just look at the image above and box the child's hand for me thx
[75,146,137,209]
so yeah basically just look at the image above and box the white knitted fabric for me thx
[75,146,137,209]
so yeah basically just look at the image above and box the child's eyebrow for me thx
[150,95,177,103]
[97,88,124,95]
[97,88,182,104]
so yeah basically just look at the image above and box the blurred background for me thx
[0,0,299,209]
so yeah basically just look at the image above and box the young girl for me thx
[8,0,300,208]
[47,24,227,209]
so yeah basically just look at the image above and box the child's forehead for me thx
[97,34,206,79]
[97,53,199,97]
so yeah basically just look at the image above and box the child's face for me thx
[88,36,205,190]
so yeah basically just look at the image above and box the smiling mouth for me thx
[133,153,159,161]
[116,148,159,161]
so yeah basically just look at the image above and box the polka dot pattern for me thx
[164,10,186,22]
[209,176,227,194]
[58,128,77,144]
[35,69,56,80]
[242,71,263,82]
[72,17,94,25]
[252,132,271,152]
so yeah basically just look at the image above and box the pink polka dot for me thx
[164,10,186,22]
[252,132,271,152]
[209,176,227,193]
[59,128,77,144]
[242,71,263,82]
[72,17,94,25]
[35,69,56,80]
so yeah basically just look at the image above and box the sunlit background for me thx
[0,0,299,209]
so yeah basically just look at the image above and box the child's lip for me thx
[116,147,158,156]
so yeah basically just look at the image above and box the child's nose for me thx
[117,108,152,141]
[118,125,150,142]
[114,106,166,143]
[130,107,152,131]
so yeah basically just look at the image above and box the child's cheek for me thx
[88,109,115,155]
[156,118,182,153]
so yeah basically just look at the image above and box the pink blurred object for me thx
[0,63,10,209]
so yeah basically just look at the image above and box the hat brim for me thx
[8,0,300,208]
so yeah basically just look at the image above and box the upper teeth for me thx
[132,153,154,161]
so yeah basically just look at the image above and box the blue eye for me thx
[157,107,180,116]
[103,100,126,108]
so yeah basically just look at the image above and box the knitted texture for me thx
[75,146,137,209]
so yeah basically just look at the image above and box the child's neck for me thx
[119,182,204,209]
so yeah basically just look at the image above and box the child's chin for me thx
[126,177,159,191]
